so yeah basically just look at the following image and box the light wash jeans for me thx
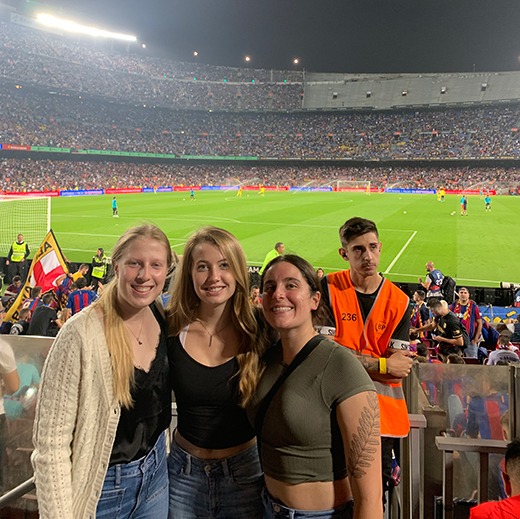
[168,439,263,519]
[96,433,168,519]
[464,343,479,358]
[262,488,353,519]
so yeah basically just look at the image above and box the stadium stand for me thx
[1,17,520,195]
[3,14,520,519]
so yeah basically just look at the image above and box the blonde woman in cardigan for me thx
[32,224,173,518]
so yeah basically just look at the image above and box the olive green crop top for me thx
[247,337,375,484]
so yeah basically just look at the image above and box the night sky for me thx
[30,0,520,73]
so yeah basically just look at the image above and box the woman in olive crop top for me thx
[249,255,383,519]
[166,227,265,519]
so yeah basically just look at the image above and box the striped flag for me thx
[4,230,69,323]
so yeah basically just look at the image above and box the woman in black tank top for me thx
[166,226,265,519]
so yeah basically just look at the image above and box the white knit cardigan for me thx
[32,306,121,518]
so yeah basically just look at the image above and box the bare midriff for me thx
[174,429,256,460]
[264,474,353,510]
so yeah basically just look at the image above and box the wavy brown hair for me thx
[167,226,264,406]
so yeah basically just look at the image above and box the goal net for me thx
[336,180,371,193]
[0,196,51,258]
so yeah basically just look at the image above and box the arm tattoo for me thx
[353,352,379,372]
[347,392,380,479]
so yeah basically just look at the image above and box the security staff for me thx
[320,217,413,509]
[91,247,108,292]
[6,234,30,283]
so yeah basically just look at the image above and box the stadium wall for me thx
[303,72,520,110]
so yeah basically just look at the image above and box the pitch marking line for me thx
[384,231,417,275]
[57,214,242,224]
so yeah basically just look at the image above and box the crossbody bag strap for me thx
[255,334,324,437]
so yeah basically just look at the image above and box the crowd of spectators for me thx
[1,159,520,193]
[0,22,304,83]
[1,84,520,162]
[1,20,520,192]
[0,22,303,111]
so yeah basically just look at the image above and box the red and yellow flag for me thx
[5,230,69,323]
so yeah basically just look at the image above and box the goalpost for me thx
[335,180,371,194]
[0,196,51,258]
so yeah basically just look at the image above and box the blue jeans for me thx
[464,343,478,358]
[262,489,353,519]
[96,433,168,519]
[168,439,263,518]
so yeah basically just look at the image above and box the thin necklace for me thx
[196,319,230,347]
[126,317,145,345]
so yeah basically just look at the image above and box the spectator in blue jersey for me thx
[419,261,444,300]
[64,277,98,320]
[112,197,119,217]
[53,265,89,310]
[410,289,431,349]
[449,287,483,357]
[22,286,43,316]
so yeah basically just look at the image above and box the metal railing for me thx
[0,477,35,509]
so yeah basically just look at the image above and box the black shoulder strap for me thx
[150,301,168,335]
[255,334,324,437]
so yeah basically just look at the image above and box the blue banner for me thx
[60,189,104,196]
[385,188,435,195]
[142,186,173,193]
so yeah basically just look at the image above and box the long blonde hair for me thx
[167,226,264,406]
[93,224,172,409]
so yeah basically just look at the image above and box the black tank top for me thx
[109,305,171,465]
[168,334,255,449]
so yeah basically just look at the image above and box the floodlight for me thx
[36,13,137,42]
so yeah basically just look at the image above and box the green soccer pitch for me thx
[50,191,520,288]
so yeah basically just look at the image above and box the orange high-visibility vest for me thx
[327,270,410,437]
